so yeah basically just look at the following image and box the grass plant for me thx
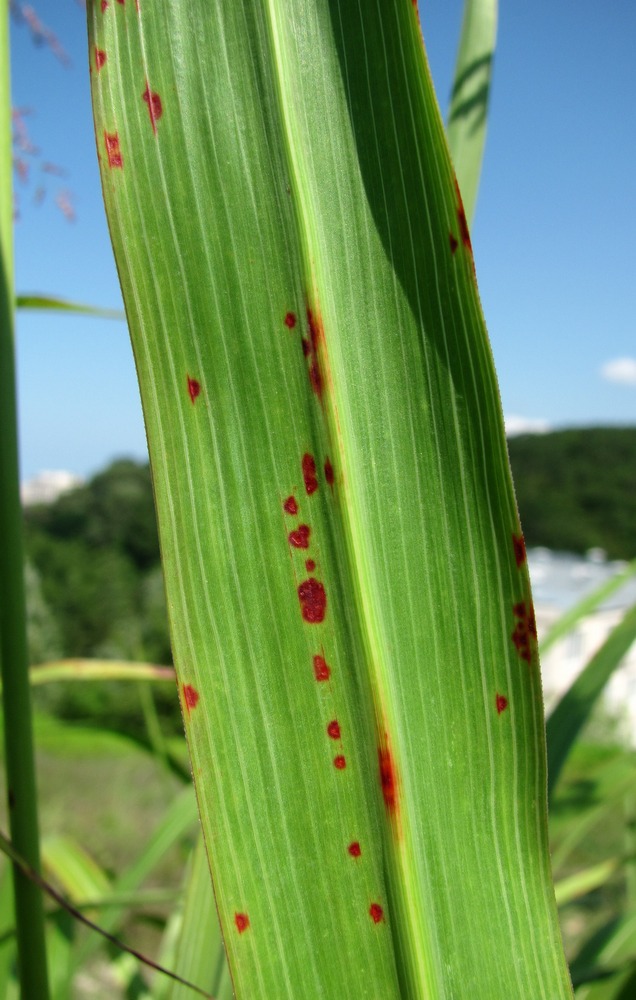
[0,1,635,996]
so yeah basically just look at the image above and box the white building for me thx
[21,470,84,506]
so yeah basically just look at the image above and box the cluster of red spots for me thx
[187,375,201,403]
[288,524,310,549]
[512,532,527,568]
[378,744,397,816]
[298,577,327,623]
[333,754,346,770]
[324,457,334,487]
[283,495,298,515]
[511,601,537,664]
[142,82,163,134]
[348,841,361,858]
[182,683,199,712]
[300,306,324,399]
[94,47,106,72]
[496,693,509,715]
[104,131,123,169]
[302,453,318,495]
[234,912,249,934]
[284,311,297,329]
[369,903,384,924]
[305,558,316,572]
[313,654,330,682]
[327,719,341,740]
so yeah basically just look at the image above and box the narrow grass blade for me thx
[0,4,50,994]
[542,560,636,655]
[156,836,223,1000]
[27,659,175,687]
[446,0,498,222]
[571,913,636,998]
[547,604,636,798]
[42,836,111,906]
[16,294,125,320]
[88,1,571,996]
[74,785,198,968]
[554,857,622,908]
[551,753,636,871]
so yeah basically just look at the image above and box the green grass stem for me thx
[0,5,51,995]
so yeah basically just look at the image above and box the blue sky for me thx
[10,0,636,482]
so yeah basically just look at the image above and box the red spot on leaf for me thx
[512,533,527,568]
[313,654,330,681]
[369,903,384,923]
[183,684,199,712]
[298,578,327,624]
[511,601,537,664]
[235,913,249,933]
[378,742,397,815]
[455,180,472,255]
[348,841,361,858]
[95,47,106,71]
[305,559,316,572]
[101,0,108,10]
[327,720,341,740]
[142,82,163,134]
[309,361,323,396]
[187,376,201,403]
[283,495,298,515]
[307,307,322,350]
[115,0,124,5]
[288,524,310,549]
[496,693,509,715]
[104,131,123,169]
[449,232,458,254]
[284,311,297,329]
[334,755,346,770]
[302,453,318,495]
[324,458,334,486]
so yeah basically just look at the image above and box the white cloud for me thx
[601,357,636,385]
[505,415,551,437]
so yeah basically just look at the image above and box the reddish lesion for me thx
[288,524,311,549]
[182,683,199,713]
[512,532,527,567]
[313,654,330,681]
[104,131,123,169]
[142,82,163,134]
[378,740,397,817]
[186,375,201,403]
[511,601,537,664]
[496,693,509,715]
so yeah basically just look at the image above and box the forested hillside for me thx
[508,427,635,561]
[23,428,635,683]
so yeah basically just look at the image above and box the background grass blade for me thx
[155,836,224,1000]
[547,604,636,798]
[0,3,50,994]
[446,0,498,222]
[542,560,636,655]
[88,1,571,996]
[15,294,125,320]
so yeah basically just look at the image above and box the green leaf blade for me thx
[88,2,571,997]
